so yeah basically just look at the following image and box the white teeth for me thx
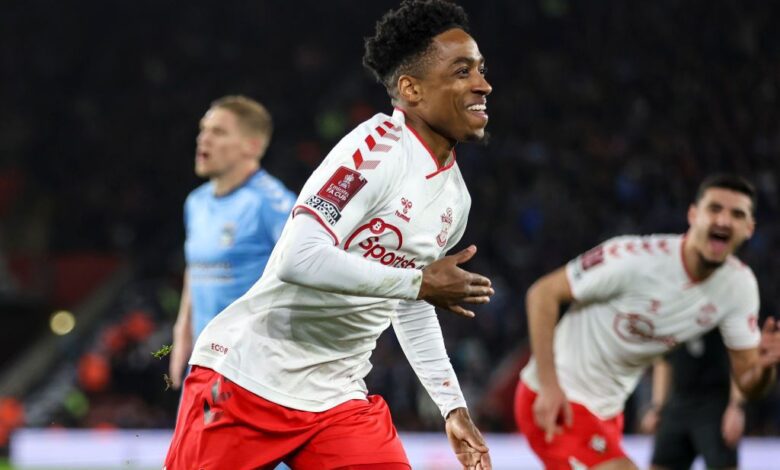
[467,104,486,111]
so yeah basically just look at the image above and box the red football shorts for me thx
[164,366,411,470]
[514,380,627,469]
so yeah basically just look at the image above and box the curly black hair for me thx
[363,0,469,95]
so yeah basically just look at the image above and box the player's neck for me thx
[681,234,717,282]
[402,113,455,167]
[212,163,260,197]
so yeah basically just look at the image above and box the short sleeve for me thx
[719,273,761,350]
[566,237,637,302]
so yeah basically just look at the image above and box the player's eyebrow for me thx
[449,55,484,67]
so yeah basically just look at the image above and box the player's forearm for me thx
[393,300,467,417]
[650,359,671,408]
[174,273,193,336]
[526,278,563,388]
[736,363,776,400]
[277,214,422,300]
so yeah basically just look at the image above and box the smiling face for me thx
[686,187,755,269]
[398,28,492,145]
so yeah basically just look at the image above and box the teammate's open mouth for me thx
[708,230,731,255]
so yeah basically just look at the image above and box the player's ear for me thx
[397,75,423,104]
[687,203,697,226]
[244,136,266,160]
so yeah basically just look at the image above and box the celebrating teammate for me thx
[515,174,780,469]
[169,96,295,391]
[164,1,494,469]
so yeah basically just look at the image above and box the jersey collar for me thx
[392,108,456,179]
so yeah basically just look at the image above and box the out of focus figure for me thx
[169,95,296,389]
[641,328,745,470]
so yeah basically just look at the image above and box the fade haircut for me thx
[363,0,469,97]
[695,174,757,214]
[210,95,273,141]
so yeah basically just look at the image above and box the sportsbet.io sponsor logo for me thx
[345,217,423,269]
[305,195,341,225]
[359,237,418,268]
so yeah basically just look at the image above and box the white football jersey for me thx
[190,109,471,411]
[521,234,760,418]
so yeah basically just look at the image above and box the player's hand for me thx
[169,325,193,390]
[418,245,494,318]
[757,317,780,368]
[721,402,745,448]
[445,408,491,470]
[533,383,573,443]
[639,405,661,434]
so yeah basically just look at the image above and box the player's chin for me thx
[461,128,490,144]
[194,166,213,178]
[700,252,727,270]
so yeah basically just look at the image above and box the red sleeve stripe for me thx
[292,205,339,246]
[358,160,380,170]
[375,125,401,142]
[365,135,392,152]
[353,148,381,170]
[383,120,400,131]
[352,149,364,168]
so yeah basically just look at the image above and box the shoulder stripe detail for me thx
[383,120,400,131]
[375,125,400,141]
[352,127,399,170]
[365,135,392,153]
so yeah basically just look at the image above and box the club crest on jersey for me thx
[220,223,236,247]
[395,197,413,222]
[696,302,718,326]
[436,207,453,247]
[306,166,367,225]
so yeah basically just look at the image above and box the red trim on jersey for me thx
[679,234,701,284]
[392,107,456,178]
[375,126,401,142]
[365,135,393,152]
[383,120,400,131]
[292,205,339,246]
[424,150,456,179]
[608,244,620,258]
[352,149,364,168]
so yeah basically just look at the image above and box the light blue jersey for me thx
[184,169,295,338]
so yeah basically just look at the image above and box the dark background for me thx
[1,0,779,445]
